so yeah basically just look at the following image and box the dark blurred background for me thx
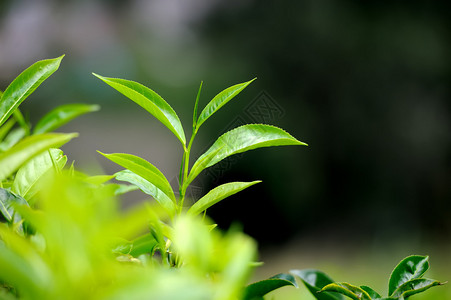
[1,1,450,297]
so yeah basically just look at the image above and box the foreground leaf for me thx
[187,181,261,216]
[391,278,443,299]
[11,148,67,201]
[320,283,372,300]
[187,124,307,185]
[243,273,297,300]
[290,269,345,300]
[93,74,186,145]
[115,169,176,215]
[0,133,77,181]
[388,255,429,296]
[196,79,255,130]
[0,56,63,127]
[33,103,100,134]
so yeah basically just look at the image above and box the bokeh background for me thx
[1,0,450,298]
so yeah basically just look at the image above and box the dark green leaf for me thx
[0,188,29,224]
[187,181,261,216]
[93,74,186,145]
[388,255,429,296]
[115,169,176,215]
[33,103,100,134]
[320,283,372,300]
[391,278,443,298]
[187,124,307,186]
[290,269,345,300]
[0,56,63,127]
[243,273,297,300]
[11,148,67,201]
[196,79,255,130]
[360,286,381,299]
[0,133,77,181]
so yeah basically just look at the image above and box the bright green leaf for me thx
[93,74,186,145]
[0,56,64,127]
[0,133,77,181]
[290,269,345,300]
[0,118,16,142]
[320,283,372,300]
[243,273,297,300]
[360,286,382,299]
[391,278,443,298]
[115,169,176,215]
[196,79,255,130]
[388,255,429,296]
[13,109,30,136]
[187,181,261,216]
[33,103,100,134]
[12,148,67,201]
[0,127,26,152]
[192,81,203,130]
[187,124,307,186]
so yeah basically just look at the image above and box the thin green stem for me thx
[178,129,197,213]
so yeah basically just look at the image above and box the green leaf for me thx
[391,278,443,298]
[13,109,30,136]
[0,56,64,127]
[0,127,26,152]
[81,175,115,185]
[388,255,429,296]
[320,283,372,300]
[0,188,29,224]
[243,273,297,300]
[11,148,67,201]
[129,233,159,257]
[93,74,186,145]
[187,124,307,186]
[360,286,382,299]
[187,181,261,216]
[0,118,16,142]
[290,269,345,300]
[33,103,100,134]
[0,133,77,181]
[192,81,203,130]
[115,169,176,215]
[196,78,255,130]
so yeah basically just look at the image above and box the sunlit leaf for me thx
[93,74,186,145]
[12,149,67,201]
[187,124,307,186]
[33,103,100,134]
[0,118,16,142]
[243,273,297,300]
[388,255,429,296]
[360,286,382,299]
[0,56,63,127]
[115,169,176,215]
[290,269,345,300]
[0,133,77,181]
[187,181,261,216]
[320,283,372,300]
[196,79,255,130]
[391,278,443,298]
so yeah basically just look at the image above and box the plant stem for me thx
[178,129,197,213]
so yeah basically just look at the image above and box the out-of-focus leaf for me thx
[0,119,16,142]
[388,255,429,296]
[290,269,345,300]
[0,128,26,152]
[243,273,297,300]
[93,74,186,145]
[0,133,77,181]
[13,109,30,136]
[82,175,115,185]
[391,278,443,299]
[0,188,29,225]
[12,149,67,201]
[360,286,382,299]
[187,124,307,186]
[320,283,372,300]
[129,233,159,257]
[196,79,255,130]
[0,56,63,127]
[33,103,100,134]
[114,169,176,216]
[187,181,261,216]
[113,184,139,195]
